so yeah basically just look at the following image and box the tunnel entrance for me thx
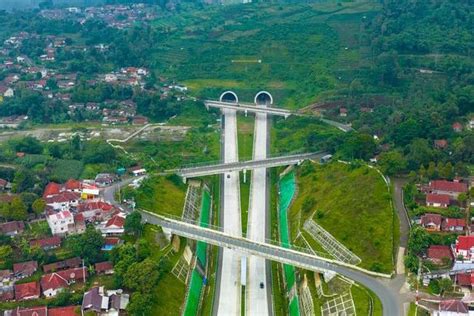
[220,91,238,103]
[254,91,273,106]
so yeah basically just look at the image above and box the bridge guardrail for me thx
[139,209,393,279]
[169,151,325,172]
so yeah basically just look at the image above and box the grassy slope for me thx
[151,2,381,108]
[237,114,254,235]
[289,162,394,273]
[135,176,186,217]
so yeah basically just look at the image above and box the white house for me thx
[454,236,474,262]
[46,210,75,236]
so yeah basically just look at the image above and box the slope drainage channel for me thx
[278,171,301,316]
[183,188,212,316]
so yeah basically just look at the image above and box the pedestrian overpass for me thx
[139,209,400,316]
[173,152,327,179]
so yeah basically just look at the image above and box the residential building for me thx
[420,213,442,231]
[47,210,75,236]
[81,286,129,315]
[434,139,448,149]
[99,214,125,236]
[14,282,40,300]
[432,300,470,315]
[95,173,116,187]
[30,236,61,250]
[0,221,25,236]
[454,236,474,261]
[428,180,468,199]
[130,166,146,176]
[45,191,80,211]
[442,218,466,232]
[452,122,463,132]
[95,262,114,275]
[13,261,38,279]
[427,245,453,265]
[456,272,474,288]
[41,267,88,297]
[426,193,450,208]
[5,306,47,316]
[48,306,78,316]
[43,257,81,273]
[76,200,115,222]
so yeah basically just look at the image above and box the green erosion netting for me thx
[278,171,301,316]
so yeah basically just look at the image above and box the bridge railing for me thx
[170,150,324,172]
[142,210,333,260]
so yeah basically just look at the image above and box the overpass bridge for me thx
[204,100,293,118]
[173,152,327,179]
[140,210,400,316]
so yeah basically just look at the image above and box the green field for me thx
[289,161,395,273]
[135,176,187,217]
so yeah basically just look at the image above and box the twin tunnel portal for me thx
[141,91,401,316]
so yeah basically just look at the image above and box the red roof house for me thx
[13,261,38,278]
[426,193,450,208]
[9,306,47,316]
[41,267,88,297]
[427,245,453,264]
[454,236,474,261]
[100,214,125,235]
[64,179,81,191]
[94,261,114,275]
[43,182,62,198]
[30,236,61,250]
[452,122,463,132]
[428,180,468,198]
[442,218,466,232]
[420,213,442,231]
[14,281,40,300]
[0,221,25,236]
[48,306,78,316]
[439,300,469,313]
[456,273,474,287]
[434,139,448,149]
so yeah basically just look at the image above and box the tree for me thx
[378,150,407,176]
[10,197,28,220]
[408,226,430,255]
[32,198,46,216]
[66,226,104,264]
[338,132,376,160]
[126,293,154,315]
[124,211,143,236]
[438,278,453,296]
[458,193,468,208]
[12,168,36,193]
[0,245,13,267]
[123,258,160,293]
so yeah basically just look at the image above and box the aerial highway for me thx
[140,210,401,316]
[216,107,242,315]
[246,94,270,315]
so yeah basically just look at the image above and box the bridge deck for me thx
[175,152,327,178]
[205,100,292,117]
